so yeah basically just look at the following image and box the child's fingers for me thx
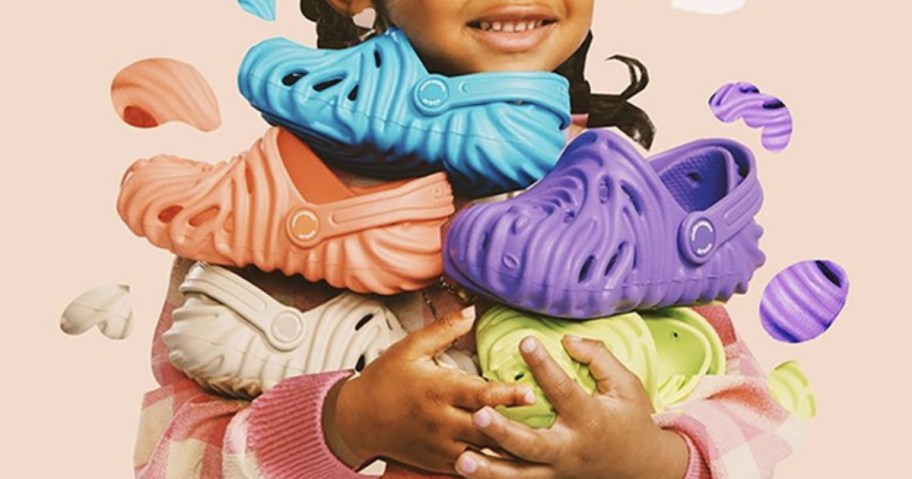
[450,376,536,410]
[455,449,553,479]
[399,308,474,359]
[562,335,639,395]
[470,406,557,464]
[417,440,476,475]
[519,336,589,416]
[448,408,504,451]
[389,434,475,475]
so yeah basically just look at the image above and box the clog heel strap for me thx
[651,140,764,265]
[178,262,407,351]
[409,72,570,126]
[178,262,316,352]
[274,128,454,247]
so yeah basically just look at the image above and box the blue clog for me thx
[238,28,571,197]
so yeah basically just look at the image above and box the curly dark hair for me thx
[299,0,655,148]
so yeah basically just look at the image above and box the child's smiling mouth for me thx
[469,19,555,33]
[466,5,559,54]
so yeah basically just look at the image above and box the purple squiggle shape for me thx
[760,260,849,343]
[709,82,793,153]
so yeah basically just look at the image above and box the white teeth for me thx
[478,19,546,32]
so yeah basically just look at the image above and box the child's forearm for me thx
[322,378,371,468]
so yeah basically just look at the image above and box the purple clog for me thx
[444,129,765,319]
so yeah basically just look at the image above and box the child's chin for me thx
[457,54,556,75]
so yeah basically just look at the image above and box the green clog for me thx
[476,306,657,429]
[642,307,726,410]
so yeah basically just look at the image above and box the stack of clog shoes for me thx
[116,25,768,417]
[445,128,767,427]
[115,28,574,397]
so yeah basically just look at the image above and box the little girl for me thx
[133,1,799,478]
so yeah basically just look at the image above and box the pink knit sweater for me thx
[132,260,801,479]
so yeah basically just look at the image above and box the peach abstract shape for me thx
[111,58,221,131]
[60,284,133,340]
[672,0,746,14]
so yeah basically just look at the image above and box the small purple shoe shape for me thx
[760,260,849,343]
[444,129,766,319]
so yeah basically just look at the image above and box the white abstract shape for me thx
[238,0,276,22]
[60,284,134,340]
[672,0,746,15]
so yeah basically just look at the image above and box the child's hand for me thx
[455,336,690,479]
[331,309,536,474]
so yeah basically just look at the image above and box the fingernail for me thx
[565,335,582,344]
[521,337,538,353]
[522,387,537,405]
[456,454,477,475]
[461,308,474,319]
[474,409,492,428]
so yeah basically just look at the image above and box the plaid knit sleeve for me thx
[133,369,370,478]
[654,304,805,479]
[133,275,371,478]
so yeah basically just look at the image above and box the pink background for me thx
[3,0,909,476]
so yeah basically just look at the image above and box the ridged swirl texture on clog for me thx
[237,28,571,197]
[164,291,405,398]
[760,260,849,343]
[709,81,793,153]
[117,127,453,294]
[445,129,766,319]
[476,305,657,428]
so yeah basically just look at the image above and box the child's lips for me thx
[467,21,557,54]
